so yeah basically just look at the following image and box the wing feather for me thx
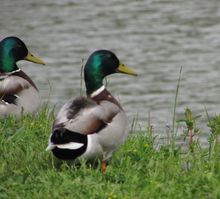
[0,75,30,99]
[53,97,120,135]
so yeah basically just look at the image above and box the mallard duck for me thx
[0,36,45,117]
[46,50,137,173]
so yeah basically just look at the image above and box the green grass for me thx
[1,107,220,199]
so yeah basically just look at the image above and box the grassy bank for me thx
[0,106,220,199]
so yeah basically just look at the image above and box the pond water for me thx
[1,0,220,143]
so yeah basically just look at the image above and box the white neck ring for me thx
[90,85,105,98]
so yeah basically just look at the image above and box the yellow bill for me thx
[24,52,45,65]
[116,62,137,76]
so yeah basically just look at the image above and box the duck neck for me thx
[85,73,104,96]
[89,85,105,98]
[89,85,123,110]
[0,60,18,73]
[0,45,18,73]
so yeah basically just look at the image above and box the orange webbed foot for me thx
[101,160,106,174]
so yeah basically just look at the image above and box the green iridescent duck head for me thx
[0,36,45,73]
[84,50,137,95]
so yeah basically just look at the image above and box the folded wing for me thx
[53,96,120,135]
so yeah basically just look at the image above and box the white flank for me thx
[56,142,84,150]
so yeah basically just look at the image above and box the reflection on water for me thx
[1,0,220,141]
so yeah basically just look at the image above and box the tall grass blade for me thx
[80,59,84,96]
[171,66,182,149]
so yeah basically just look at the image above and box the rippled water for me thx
[1,0,220,140]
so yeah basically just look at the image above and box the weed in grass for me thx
[207,115,220,160]
[177,107,201,152]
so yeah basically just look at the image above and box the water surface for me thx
[1,0,220,142]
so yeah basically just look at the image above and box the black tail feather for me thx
[51,128,87,145]
[50,128,88,160]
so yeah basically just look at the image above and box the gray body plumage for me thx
[0,70,40,116]
[49,94,128,161]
